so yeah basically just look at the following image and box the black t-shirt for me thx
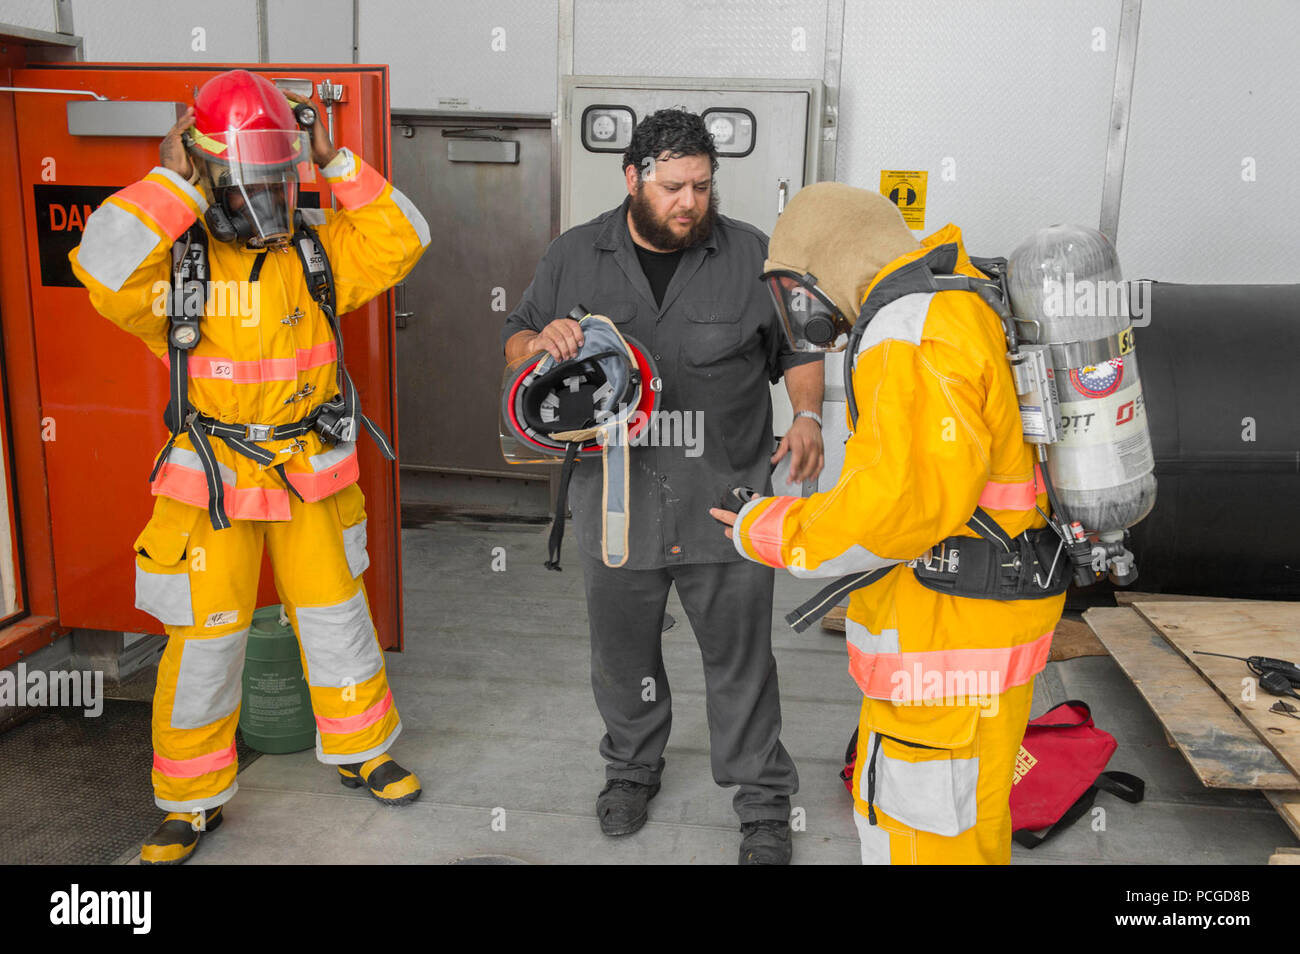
[634,243,684,307]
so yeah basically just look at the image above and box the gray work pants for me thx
[582,554,799,822]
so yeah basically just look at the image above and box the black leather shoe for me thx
[739,819,792,865]
[596,778,660,836]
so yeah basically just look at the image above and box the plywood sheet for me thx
[1084,607,1299,790]
[1133,601,1300,782]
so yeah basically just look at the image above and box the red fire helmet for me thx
[188,69,308,174]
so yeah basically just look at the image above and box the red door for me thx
[11,63,404,650]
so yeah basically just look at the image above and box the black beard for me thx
[629,182,718,251]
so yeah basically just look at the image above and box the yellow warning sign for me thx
[880,169,928,230]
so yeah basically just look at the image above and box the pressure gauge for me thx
[170,322,199,350]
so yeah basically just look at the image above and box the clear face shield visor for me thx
[190,128,314,246]
[762,270,851,353]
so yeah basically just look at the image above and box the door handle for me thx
[395,282,414,329]
[777,178,790,216]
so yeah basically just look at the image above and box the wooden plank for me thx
[820,604,846,634]
[1049,616,1107,660]
[1265,791,1300,842]
[1133,601,1300,782]
[1084,607,1300,790]
[1113,591,1244,606]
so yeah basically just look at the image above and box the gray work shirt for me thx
[502,197,821,569]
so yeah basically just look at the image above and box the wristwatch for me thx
[795,410,823,428]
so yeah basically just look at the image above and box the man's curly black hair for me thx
[622,108,719,178]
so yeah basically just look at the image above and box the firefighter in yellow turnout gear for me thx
[714,183,1065,864]
[70,71,430,864]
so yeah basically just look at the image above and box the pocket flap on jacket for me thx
[867,698,983,752]
[132,502,198,567]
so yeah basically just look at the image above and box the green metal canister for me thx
[239,604,316,754]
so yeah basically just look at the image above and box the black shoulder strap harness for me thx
[152,214,396,531]
[784,244,1070,634]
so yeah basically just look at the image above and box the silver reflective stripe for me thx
[853,809,894,865]
[867,730,980,837]
[342,518,370,578]
[295,588,383,688]
[604,511,626,563]
[166,446,236,485]
[299,207,327,226]
[854,292,934,368]
[314,719,401,765]
[308,441,356,473]
[134,564,194,626]
[845,620,901,655]
[154,781,237,813]
[601,422,628,567]
[76,202,160,292]
[389,184,431,248]
[788,543,900,580]
[320,147,356,179]
[171,628,249,729]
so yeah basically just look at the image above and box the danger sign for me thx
[33,184,118,288]
[879,170,928,230]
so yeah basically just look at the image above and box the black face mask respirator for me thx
[199,170,296,247]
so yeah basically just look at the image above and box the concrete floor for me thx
[177,521,1296,865]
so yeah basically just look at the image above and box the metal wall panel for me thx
[837,0,1122,257]
[73,0,258,62]
[573,0,827,79]
[0,0,59,33]
[267,0,354,64]
[359,0,557,112]
[1117,0,1300,283]
[390,116,554,477]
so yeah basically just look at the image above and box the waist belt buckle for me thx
[245,423,274,442]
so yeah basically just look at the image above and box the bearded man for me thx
[502,109,824,864]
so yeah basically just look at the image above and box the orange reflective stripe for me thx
[178,341,338,384]
[115,178,195,241]
[326,158,386,209]
[744,496,795,568]
[152,459,292,521]
[286,445,360,501]
[976,463,1047,512]
[153,742,237,778]
[316,690,393,736]
[846,629,1053,700]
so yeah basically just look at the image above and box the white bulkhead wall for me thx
[41,0,1299,282]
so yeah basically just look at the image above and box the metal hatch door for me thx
[563,77,821,236]
[390,115,554,478]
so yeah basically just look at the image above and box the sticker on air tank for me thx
[1068,357,1124,397]
[1055,385,1148,447]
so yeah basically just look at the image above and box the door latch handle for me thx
[395,282,414,329]
[777,178,790,216]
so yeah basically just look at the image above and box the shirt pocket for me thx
[680,300,743,368]
[593,299,637,326]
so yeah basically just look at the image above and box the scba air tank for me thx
[1006,225,1156,583]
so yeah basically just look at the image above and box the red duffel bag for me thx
[1009,700,1144,847]
[837,700,1144,848]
